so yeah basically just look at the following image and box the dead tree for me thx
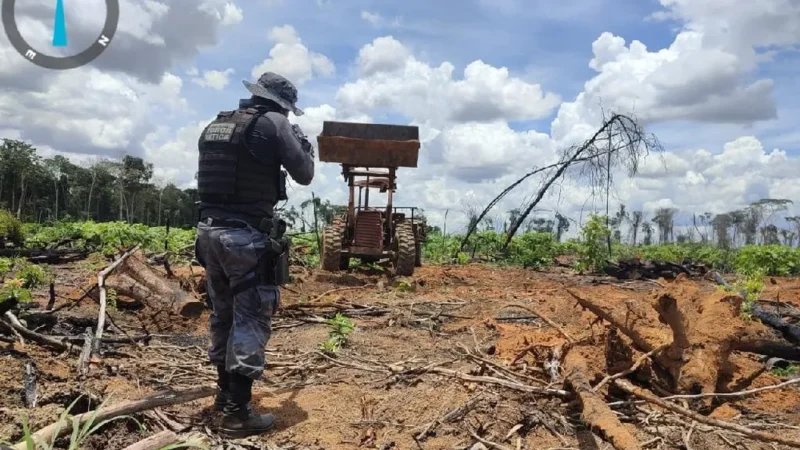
[458,113,662,254]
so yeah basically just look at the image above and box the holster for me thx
[257,217,290,286]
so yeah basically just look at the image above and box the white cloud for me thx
[191,68,235,90]
[250,25,335,87]
[337,36,561,127]
[144,119,213,188]
[361,11,383,26]
[360,10,403,28]
[549,0,800,149]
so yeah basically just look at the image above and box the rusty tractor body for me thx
[316,121,426,276]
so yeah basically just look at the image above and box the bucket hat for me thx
[242,72,304,116]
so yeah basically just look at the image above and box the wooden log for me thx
[23,360,37,408]
[11,385,217,450]
[120,251,205,318]
[564,350,641,450]
[732,338,800,360]
[751,304,800,345]
[76,327,95,378]
[106,273,153,307]
[120,430,179,450]
[652,293,690,387]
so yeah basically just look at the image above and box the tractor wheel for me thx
[393,221,416,277]
[414,238,422,267]
[321,218,345,272]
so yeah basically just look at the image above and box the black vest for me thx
[197,107,280,206]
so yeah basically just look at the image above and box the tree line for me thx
[0,139,199,226]
[0,139,380,231]
[463,198,799,249]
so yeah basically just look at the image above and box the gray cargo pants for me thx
[194,219,281,380]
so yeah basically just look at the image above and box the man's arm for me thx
[265,112,315,186]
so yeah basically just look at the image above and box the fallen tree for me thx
[566,278,781,396]
[564,350,641,450]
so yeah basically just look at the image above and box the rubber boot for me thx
[214,365,232,411]
[220,373,275,438]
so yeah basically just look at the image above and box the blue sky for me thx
[187,0,677,123]
[2,0,799,233]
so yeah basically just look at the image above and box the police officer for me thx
[194,72,314,438]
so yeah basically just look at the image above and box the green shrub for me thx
[575,214,610,273]
[0,209,23,247]
[735,245,800,276]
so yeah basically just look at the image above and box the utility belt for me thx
[203,216,291,288]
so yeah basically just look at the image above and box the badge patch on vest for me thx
[203,123,237,142]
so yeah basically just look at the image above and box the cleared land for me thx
[2,252,800,450]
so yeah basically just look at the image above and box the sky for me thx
[1,0,799,234]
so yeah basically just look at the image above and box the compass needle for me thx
[52,0,67,47]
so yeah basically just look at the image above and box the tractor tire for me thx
[414,238,422,267]
[393,221,416,277]
[321,218,345,272]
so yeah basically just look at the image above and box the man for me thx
[194,72,314,438]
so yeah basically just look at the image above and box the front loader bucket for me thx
[317,121,420,168]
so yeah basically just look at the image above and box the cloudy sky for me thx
[1,0,799,233]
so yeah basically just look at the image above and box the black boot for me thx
[220,373,275,438]
[214,366,232,411]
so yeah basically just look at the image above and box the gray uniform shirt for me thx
[199,98,315,222]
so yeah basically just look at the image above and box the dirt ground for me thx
[2,260,800,450]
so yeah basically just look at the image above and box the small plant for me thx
[16,263,49,289]
[771,364,799,378]
[732,268,765,316]
[107,287,119,310]
[319,313,355,354]
[394,280,416,293]
[0,278,33,304]
[575,214,611,273]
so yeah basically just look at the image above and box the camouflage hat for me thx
[242,72,304,116]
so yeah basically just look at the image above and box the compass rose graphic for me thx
[2,0,120,70]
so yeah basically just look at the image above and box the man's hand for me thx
[291,124,314,157]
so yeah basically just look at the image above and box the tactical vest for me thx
[197,107,280,205]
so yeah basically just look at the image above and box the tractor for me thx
[316,121,426,276]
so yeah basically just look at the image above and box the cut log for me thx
[750,304,800,345]
[11,385,217,450]
[106,273,153,308]
[732,338,800,360]
[604,258,707,281]
[118,250,205,318]
[23,360,37,408]
[120,430,179,450]
[76,327,95,378]
[564,350,641,450]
